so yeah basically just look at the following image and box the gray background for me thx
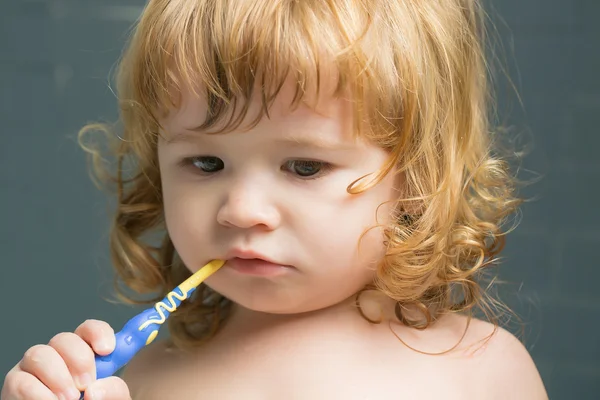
[1,0,598,398]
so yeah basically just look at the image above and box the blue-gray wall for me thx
[1,1,598,398]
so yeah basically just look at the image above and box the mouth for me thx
[224,250,294,277]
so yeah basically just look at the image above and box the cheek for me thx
[161,180,213,265]
[305,187,393,269]
[340,180,396,264]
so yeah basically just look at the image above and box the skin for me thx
[157,81,400,320]
[1,83,400,400]
[1,319,128,400]
[0,82,548,399]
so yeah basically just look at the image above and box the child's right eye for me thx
[184,156,225,174]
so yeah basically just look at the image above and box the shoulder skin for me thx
[457,316,549,399]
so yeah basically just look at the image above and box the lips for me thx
[223,249,294,276]
[225,249,283,266]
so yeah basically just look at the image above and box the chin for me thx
[231,294,315,314]
[223,288,356,317]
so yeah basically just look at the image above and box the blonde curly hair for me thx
[79,0,522,350]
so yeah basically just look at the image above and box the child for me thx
[2,0,548,399]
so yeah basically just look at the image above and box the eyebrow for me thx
[166,131,357,151]
[274,135,357,151]
[164,132,202,144]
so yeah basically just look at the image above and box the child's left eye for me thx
[282,160,332,179]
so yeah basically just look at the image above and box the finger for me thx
[1,368,56,400]
[18,345,80,400]
[82,377,131,400]
[49,332,96,391]
[74,320,115,356]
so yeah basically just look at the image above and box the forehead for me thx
[160,76,356,140]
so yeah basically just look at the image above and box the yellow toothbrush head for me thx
[177,259,225,294]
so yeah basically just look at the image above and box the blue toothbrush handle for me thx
[95,286,192,379]
[94,315,157,380]
[78,290,189,399]
[78,260,225,398]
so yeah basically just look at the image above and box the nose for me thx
[216,182,281,230]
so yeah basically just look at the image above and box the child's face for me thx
[157,82,400,314]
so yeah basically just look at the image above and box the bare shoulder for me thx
[120,339,187,398]
[479,322,548,399]
[444,314,549,399]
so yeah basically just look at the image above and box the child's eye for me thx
[186,156,224,173]
[282,160,332,179]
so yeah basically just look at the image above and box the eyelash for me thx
[179,156,333,180]
[282,159,334,180]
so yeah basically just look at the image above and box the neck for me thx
[218,290,396,339]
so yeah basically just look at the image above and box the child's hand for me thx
[1,319,131,400]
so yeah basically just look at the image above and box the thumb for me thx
[83,376,131,400]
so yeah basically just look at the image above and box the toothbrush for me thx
[88,260,224,382]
